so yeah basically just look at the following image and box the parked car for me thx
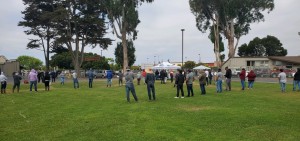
[270,68,295,78]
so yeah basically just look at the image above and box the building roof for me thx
[268,56,300,64]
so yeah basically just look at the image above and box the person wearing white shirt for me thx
[278,69,287,93]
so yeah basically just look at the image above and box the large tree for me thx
[19,0,59,71]
[114,41,136,68]
[189,0,274,60]
[17,55,43,70]
[238,35,287,57]
[51,0,112,76]
[104,0,154,72]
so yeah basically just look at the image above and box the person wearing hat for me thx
[124,67,138,102]
[145,69,156,101]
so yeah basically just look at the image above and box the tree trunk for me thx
[227,21,235,59]
[213,14,221,68]
[122,29,128,73]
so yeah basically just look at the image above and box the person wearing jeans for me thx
[28,69,38,92]
[239,68,246,90]
[186,70,194,97]
[198,70,206,95]
[124,67,138,102]
[216,68,223,93]
[278,69,287,93]
[293,68,300,91]
[145,69,156,101]
[247,70,256,89]
[72,72,79,89]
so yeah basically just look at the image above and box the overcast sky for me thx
[1,0,300,66]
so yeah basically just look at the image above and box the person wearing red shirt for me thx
[239,68,246,90]
[247,70,256,89]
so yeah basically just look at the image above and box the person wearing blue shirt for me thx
[106,70,113,87]
[88,68,95,88]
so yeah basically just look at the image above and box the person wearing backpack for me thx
[198,70,207,95]
[175,69,185,98]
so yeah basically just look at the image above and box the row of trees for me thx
[19,0,154,74]
[238,35,287,57]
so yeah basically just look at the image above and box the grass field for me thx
[1,79,300,141]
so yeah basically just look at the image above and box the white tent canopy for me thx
[193,65,211,70]
[152,62,181,70]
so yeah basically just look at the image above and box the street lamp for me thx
[181,29,185,68]
[154,56,156,65]
[198,54,201,63]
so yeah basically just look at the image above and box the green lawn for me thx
[1,79,300,141]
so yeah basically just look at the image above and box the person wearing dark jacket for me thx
[44,72,51,91]
[247,70,256,89]
[239,68,246,90]
[12,72,22,93]
[293,68,300,91]
[175,69,185,98]
[145,69,156,101]
[224,67,232,91]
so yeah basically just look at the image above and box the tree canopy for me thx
[238,35,287,57]
[17,55,43,70]
[18,0,59,71]
[189,0,274,59]
[104,0,154,72]
[114,40,136,68]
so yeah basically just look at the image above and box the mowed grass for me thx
[1,78,300,141]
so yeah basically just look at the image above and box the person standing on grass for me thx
[0,72,8,94]
[198,70,206,95]
[170,70,174,83]
[278,69,287,93]
[186,69,194,97]
[175,69,185,98]
[60,71,65,85]
[118,70,124,86]
[50,71,56,83]
[224,67,232,91]
[208,70,213,85]
[28,69,38,92]
[137,71,141,85]
[145,69,156,101]
[72,71,79,89]
[12,72,22,93]
[44,72,51,91]
[293,68,300,91]
[216,68,223,93]
[142,69,147,85]
[124,67,138,102]
[247,70,256,89]
[106,70,113,87]
[205,69,209,85]
[239,68,246,90]
[87,68,94,88]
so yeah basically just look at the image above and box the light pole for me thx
[154,56,156,65]
[198,54,201,63]
[181,29,185,68]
